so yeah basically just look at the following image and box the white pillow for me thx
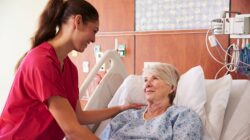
[173,66,207,129]
[174,66,232,140]
[204,75,232,140]
[108,75,146,107]
[220,80,250,140]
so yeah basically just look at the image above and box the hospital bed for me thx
[79,50,250,140]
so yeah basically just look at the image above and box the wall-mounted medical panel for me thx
[228,0,250,79]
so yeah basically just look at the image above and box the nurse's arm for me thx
[75,100,144,124]
[47,96,99,140]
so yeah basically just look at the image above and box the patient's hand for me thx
[120,103,146,111]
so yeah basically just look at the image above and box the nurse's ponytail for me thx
[15,0,98,71]
[15,0,64,72]
[32,0,64,48]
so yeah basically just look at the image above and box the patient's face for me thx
[144,73,172,102]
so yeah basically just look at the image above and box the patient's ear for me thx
[170,86,176,93]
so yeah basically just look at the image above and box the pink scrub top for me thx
[0,42,79,140]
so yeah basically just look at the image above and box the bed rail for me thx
[79,49,128,110]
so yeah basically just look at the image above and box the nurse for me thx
[0,0,141,139]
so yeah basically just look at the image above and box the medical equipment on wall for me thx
[93,38,127,72]
[206,11,250,79]
[94,45,110,72]
[115,38,126,57]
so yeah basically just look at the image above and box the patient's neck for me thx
[144,100,170,120]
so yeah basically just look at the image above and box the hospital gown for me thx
[100,105,202,140]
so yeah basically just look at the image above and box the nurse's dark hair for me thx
[15,0,98,71]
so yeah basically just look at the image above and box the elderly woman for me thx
[100,63,202,140]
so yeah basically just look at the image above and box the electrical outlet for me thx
[82,61,89,73]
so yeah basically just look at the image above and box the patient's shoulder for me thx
[168,105,200,119]
[170,105,195,112]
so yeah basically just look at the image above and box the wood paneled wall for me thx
[71,0,250,87]
[231,0,250,13]
[87,0,134,32]
[135,31,229,78]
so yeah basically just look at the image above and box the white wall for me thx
[0,0,48,112]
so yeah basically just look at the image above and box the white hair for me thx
[142,62,180,88]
